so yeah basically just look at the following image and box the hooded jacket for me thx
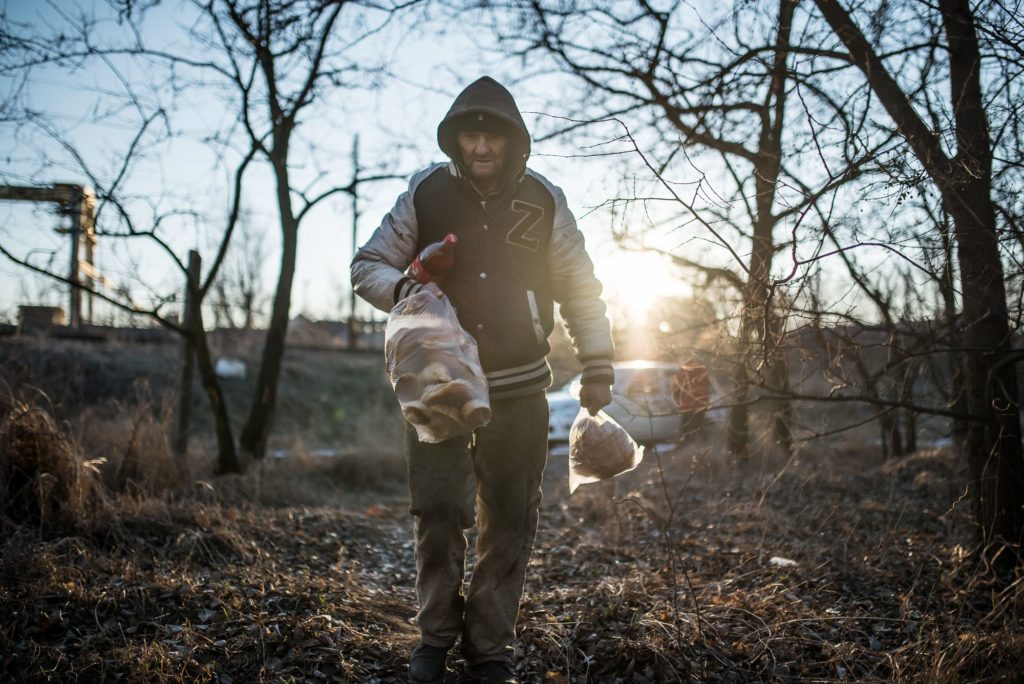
[351,77,614,398]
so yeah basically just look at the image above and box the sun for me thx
[595,249,681,322]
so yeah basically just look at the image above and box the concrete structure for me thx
[18,305,65,333]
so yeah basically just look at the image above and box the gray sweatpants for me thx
[405,392,549,665]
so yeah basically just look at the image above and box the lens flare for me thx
[596,249,679,323]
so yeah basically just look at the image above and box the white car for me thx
[547,388,582,449]
[547,360,722,447]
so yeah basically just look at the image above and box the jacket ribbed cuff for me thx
[579,357,614,385]
[393,276,424,304]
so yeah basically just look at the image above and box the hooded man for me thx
[351,76,614,684]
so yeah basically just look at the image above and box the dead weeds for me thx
[1,428,1022,681]
[0,401,101,526]
[1,500,419,682]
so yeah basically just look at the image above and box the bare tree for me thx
[809,0,1024,565]
[1,0,421,471]
[0,11,249,472]
[191,0,419,464]
[491,0,894,459]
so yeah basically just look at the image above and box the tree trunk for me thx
[940,0,1024,560]
[878,412,891,460]
[950,187,1024,557]
[173,251,199,460]
[242,290,255,330]
[936,208,969,450]
[727,361,750,460]
[240,152,299,462]
[766,308,794,455]
[886,412,905,458]
[898,361,918,455]
[728,0,796,462]
[882,332,904,459]
[190,274,242,474]
[904,410,918,454]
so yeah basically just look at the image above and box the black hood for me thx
[437,76,531,187]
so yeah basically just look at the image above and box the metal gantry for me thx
[0,183,99,327]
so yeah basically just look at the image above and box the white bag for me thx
[385,290,491,443]
[568,408,644,493]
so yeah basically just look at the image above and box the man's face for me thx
[457,130,508,184]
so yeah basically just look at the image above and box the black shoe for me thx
[462,659,517,684]
[409,642,450,684]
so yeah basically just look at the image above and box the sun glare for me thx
[597,250,680,322]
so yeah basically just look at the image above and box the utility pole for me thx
[341,139,408,350]
[349,135,360,350]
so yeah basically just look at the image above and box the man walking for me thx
[351,76,614,684]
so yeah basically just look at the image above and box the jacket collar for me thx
[448,161,525,202]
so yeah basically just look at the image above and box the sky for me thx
[0,0,705,333]
[1,0,994,339]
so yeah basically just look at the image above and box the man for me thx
[351,76,614,684]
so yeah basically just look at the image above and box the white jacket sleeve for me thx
[350,164,442,312]
[537,174,615,386]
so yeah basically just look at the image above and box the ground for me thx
[3,437,1022,682]
[1,338,1021,682]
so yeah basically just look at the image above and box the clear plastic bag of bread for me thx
[385,289,491,443]
[568,408,644,493]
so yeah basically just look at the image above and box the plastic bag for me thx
[385,290,491,443]
[568,408,644,493]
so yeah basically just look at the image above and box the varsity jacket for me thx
[350,77,614,398]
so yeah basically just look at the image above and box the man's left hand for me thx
[579,383,613,416]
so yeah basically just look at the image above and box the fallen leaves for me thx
[1,503,418,682]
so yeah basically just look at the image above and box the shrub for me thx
[0,402,99,525]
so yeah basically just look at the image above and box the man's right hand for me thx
[579,383,613,416]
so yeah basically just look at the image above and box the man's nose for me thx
[473,138,491,156]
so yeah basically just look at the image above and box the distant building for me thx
[354,320,386,351]
[18,306,65,333]
[287,314,384,350]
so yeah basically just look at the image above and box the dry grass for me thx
[75,380,190,495]
[513,443,1024,683]
[2,433,1023,681]
[0,493,418,682]
[208,445,407,510]
[0,399,101,526]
